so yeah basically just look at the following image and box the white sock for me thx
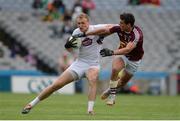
[88,101,94,112]
[29,97,40,107]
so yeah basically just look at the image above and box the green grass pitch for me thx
[0,92,180,120]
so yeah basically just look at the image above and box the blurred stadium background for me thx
[0,0,180,119]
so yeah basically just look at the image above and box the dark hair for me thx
[120,13,135,26]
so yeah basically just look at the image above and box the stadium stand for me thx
[0,41,36,70]
[0,0,180,73]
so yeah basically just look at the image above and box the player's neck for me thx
[85,26,89,32]
[81,27,89,33]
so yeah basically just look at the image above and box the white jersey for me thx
[72,24,107,65]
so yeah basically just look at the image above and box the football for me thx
[68,36,82,49]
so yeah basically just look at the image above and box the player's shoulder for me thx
[134,25,142,31]
[132,25,143,40]
[72,28,81,35]
[133,25,143,35]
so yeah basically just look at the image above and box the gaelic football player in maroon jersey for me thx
[74,13,144,106]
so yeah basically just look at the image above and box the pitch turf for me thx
[0,92,180,120]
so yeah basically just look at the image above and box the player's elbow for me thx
[94,28,107,35]
[96,27,110,35]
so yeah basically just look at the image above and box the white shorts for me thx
[121,56,142,74]
[67,59,100,79]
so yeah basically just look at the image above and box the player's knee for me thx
[112,68,120,75]
[88,79,97,87]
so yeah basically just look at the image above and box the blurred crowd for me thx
[1,0,164,73]
[128,0,161,6]
[32,0,95,38]
[4,0,96,72]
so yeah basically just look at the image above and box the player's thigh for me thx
[52,70,74,88]
[86,67,99,84]
[112,57,125,71]
[67,60,88,79]
[125,59,141,74]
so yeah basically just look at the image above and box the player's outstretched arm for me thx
[86,24,114,36]
[72,24,115,38]
[72,28,109,38]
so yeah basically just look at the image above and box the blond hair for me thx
[76,13,89,21]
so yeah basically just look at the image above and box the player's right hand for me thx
[64,37,78,49]
[96,36,105,44]
[72,32,86,38]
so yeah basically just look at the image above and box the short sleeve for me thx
[72,28,80,36]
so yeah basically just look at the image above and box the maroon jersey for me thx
[109,25,144,61]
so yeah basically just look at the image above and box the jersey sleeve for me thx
[109,25,121,33]
[130,32,140,47]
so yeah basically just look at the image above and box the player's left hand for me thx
[72,32,86,38]
[100,48,114,57]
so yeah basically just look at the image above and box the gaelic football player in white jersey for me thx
[21,13,108,115]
